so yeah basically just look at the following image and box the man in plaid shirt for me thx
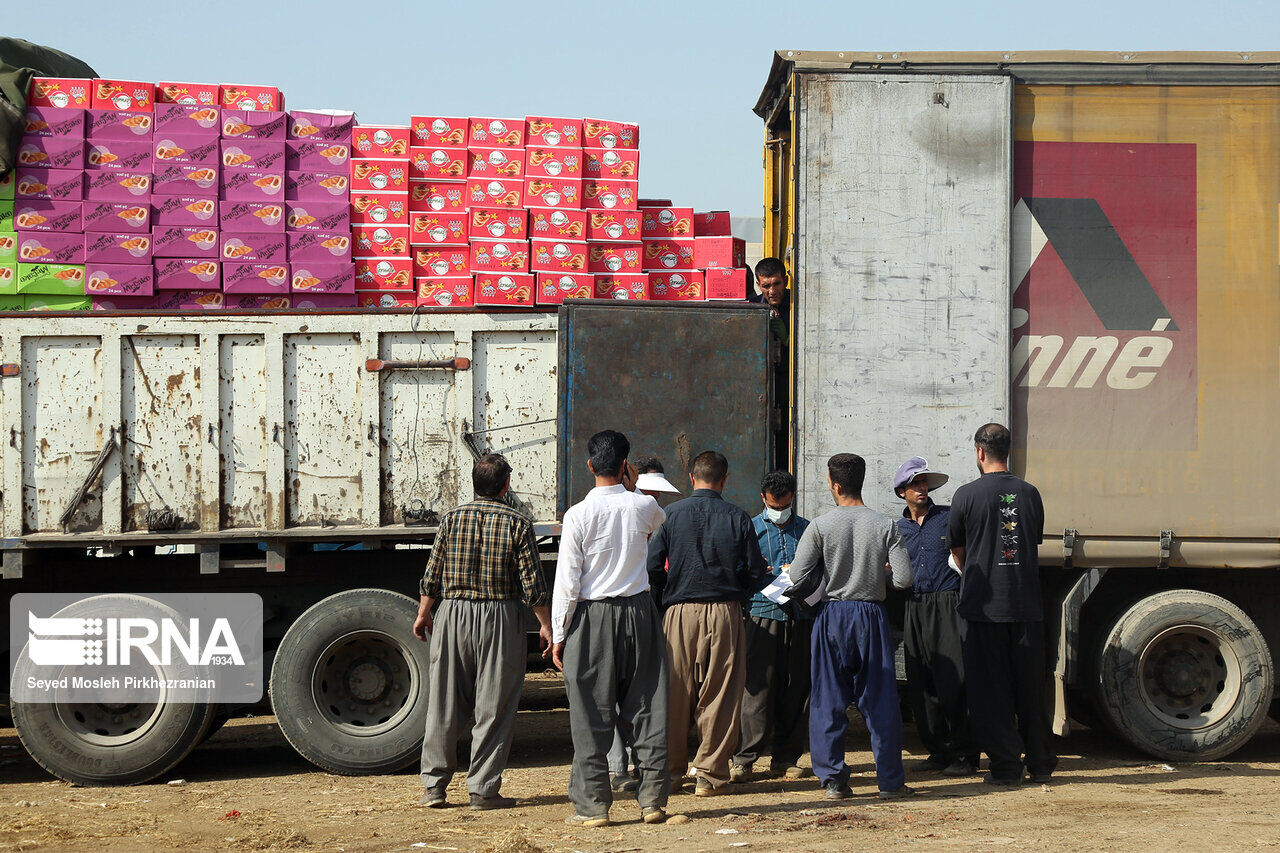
[415,453,552,810]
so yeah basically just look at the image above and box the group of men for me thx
[412,420,1056,825]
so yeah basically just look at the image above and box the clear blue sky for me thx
[14,0,1279,218]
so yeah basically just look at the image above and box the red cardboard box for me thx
[221,140,286,172]
[152,195,218,226]
[530,238,588,273]
[594,273,649,300]
[350,160,409,192]
[86,109,154,139]
[153,164,219,195]
[642,206,694,239]
[84,201,150,233]
[587,242,643,274]
[694,210,732,236]
[582,118,639,150]
[352,225,409,258]
[352,125,410,157]
[586,209,642,242]
[415,277,474,309]
[153,259,221,290]
[525,116,583,148]
[84,170,152,201]
[468,146,525,178]
[642,238,696,270]
[222,111,287,141]
[221,232,288,263]
[288,232,354,264]
[469,207,527,240]
[24,107,87,139]
[286,171,351,199]
[84,232,154,265]
[583,148,639,180]
[583,179,638,210]
[525,147,584,179]
[638,198,672,207]
[18,231,84,264]
[648,270,705,301]
[86,139,151,171]
[286,200,350,232]
[86,263,154,295]
[529,207,587,239]
[220,200,285,232]
[413,246,470,278]
[16,168,82,201]
[474,272,536,306]
[357,289,416,309]
[355,256,413,290]
[524,178,584,210]
[220,85,281,111]
[293,293,357,309]
[704,267,750,300]
[286,140,351,172]
[468,117,524,148]
[92,79,154,112]
[535,272,593,305]
[695,236,746,269]
[291,263,355,294]
[223,261,290,294]
[17,137,85,170]
[409,180,466,212]
[409,146,467,180]
[465,177,524,209]
[410,116,467,147]
[14,201,83,232]
[152,225,219,258]
[156,82,220,106]
[29,78,92,109]
[154,104,221,140]
[409,211,468,246]
[225,293,292,309]
[221,170,285,200]
[469,239,530,273]
[289,111,355,143]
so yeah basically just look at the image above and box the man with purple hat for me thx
[893,457,978,777]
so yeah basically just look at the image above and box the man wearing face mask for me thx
[731,471,813,783]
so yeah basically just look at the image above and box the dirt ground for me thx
[1,672,1278,852]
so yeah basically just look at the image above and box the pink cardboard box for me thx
[469,207,527,240]
[86,139,152,172]
[414,277,473,308]
[222,261,290,294]
[641,206,694,239]
[291,263,355,294]
[28,78,92,109]
[16,137,85,170]
[220,200,285,232]
[413,246,469,278]
[467,146,526,178]
[467,117,524,148]
[221,231,287,263]
[220,140,286,172]
[285,171,350,199]
[220,170,285,201]
[408,180,466,212]
[694,236,746,269]
[350,159,409,193]
[84,169,152,201]
[530,207,588,240]
[152,195,218,226]
[85,232,154,264]
[220,85,281,112]
[288,111,354,143]
[464,176,523,209]
[583,179,638,211]
[222,110,286,141]
[352,125,410,157]
[587,242,643,274]
[357,289,415,309]
[582,119,639,150]
[153,163,219,195]
[286,140,351,172]
[86,109,154,139]
[16,168,83,201]
[524,177,584,209]
[83,201,150,233]
[525,116,583,148]
[704,267,750,300]
[224,293,292,309]
[292,292,357,309]
[154,136,219,167]
[286,201,350,232]
[91,79,154,113]
[157,82,220,106]
[152,225,219,258]
[153,258,220,290]
[153,104,221,141]
[92,295,156,310]
[18,231,84,264]
[288,232,353,263]
[150,289,226,308]
[694,210,732,236]
[14,201,83,232]
[350,193,409,227]
[353,225,409,257]
[86,263,154,296]
[24,107,87,139]
[354,257,413,290]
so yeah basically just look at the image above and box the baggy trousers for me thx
[809,600,905,792]
[420,599,525,798]
[733,614,812,768]
[959,618,1059,781]
[903,590,978,764]
[665,600,746,788]
[563,592,670,816]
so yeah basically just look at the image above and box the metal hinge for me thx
[1063,529,1077,570]
[1158,530,1173,569]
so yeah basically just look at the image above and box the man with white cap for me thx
[893,457,978,777]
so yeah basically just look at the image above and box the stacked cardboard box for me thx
[286,111,356,309]
[350,124,412,308]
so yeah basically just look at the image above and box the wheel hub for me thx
[1138,625,1240,728]
[311,631,417,736]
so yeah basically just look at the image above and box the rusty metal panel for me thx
[219,334,268,529]
[21,336,104,533]
[557,302,773,516]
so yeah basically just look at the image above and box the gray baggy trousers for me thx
[563,592,670,816]
[420,599,525,798]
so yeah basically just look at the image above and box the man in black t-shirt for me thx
[946,423,1057,786]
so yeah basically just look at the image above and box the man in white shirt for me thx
[552,430,670,827]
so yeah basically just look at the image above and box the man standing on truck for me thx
[893,456,979,777]
[415,453,554,810]
[748,258,792,472]
[647,450,768,796]
[785,453,915,800]
[551,430,671,827]
[946,424,1057,786]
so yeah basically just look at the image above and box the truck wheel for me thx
[11,594,216,785]
[1095,589,1273,761]
[269,588,428,775]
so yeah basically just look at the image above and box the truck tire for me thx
[1095,589,1273,761]
[11,594,216,785]
[269,588,428,775]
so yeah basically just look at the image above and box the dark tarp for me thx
[0,38,97,175]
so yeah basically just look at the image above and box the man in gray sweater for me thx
[787,453,914,800]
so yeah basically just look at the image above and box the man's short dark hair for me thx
[473,453,512,498]
[691,450,728,484]
[827,453,865,497]
[755,257,786,280]
[760,470,796,499]
[974,422,1012,462]
[587,429,630,477]
[632,454,663,474]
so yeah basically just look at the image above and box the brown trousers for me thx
[664,601,747,788]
